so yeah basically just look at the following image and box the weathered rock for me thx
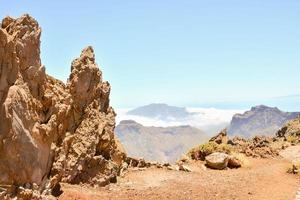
[277,117,300,143]
[243,136,278,158]
[228,156,242,168]
[209,129,228,144]
[0,14,126,196]
[205,152,229,170]
[176,163,192,172]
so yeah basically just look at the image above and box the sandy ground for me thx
[59,155,300,200]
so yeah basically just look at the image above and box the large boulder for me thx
[205,152,229,170]
[0,14,126,195]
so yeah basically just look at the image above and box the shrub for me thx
[188,142,234,161]
[286,135,298,144]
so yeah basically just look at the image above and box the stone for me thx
[209,129,228,144]
[228,156,242,168]
[205,152,229,170]
[177,163,192,172]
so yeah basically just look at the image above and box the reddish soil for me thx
[59,157,300,200]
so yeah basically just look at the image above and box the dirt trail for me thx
[59,156,300,200]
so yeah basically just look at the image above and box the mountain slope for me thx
[115,120,207,163]
[228,105,300,137]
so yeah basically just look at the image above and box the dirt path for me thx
[59,156,300,200]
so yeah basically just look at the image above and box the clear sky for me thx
[1,0,300,110]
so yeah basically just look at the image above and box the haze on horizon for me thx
[1,0,300,110]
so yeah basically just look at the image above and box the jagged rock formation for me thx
[209,129,228,144]
[228,105,300,137]
[0,14,126,196]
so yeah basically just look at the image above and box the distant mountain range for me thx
[127,103,191,120]
[115,120,207,163]
[228,105,300,137]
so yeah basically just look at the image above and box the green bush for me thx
[188,142,234,160]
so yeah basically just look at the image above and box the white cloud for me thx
[115,107,244,135]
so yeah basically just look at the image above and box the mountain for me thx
[116,120,208,163]
[127,103,191,120]
[228,105,300,137]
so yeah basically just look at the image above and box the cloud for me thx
[115,107,244,135]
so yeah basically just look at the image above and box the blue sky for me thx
[1,0,300,110]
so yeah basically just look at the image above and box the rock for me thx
[209,129,228,144]
[228,156,242,168]
[176,163,192,172]
[227,136,247,146]
[205,152,229,170]
[277,118,300,143]
[137,159,147,168]
[178,154,190,163]
[244,136,278,158]
[0,14,126,196]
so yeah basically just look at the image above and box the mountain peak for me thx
[250,105,279,112]
[127,103,190,120]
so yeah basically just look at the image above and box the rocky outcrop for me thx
[209,129,228,144]
[276,117,300,143]
[0,14,126,197]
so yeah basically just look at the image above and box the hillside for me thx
[228,105,300,137]
[116,120,207,163]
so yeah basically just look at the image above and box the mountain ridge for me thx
[228,105,300,137]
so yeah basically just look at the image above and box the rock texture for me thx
[0,14,126,195]
[209,129,228,144]
[205,152,229,170]
[277,117,300,143]
[188,128,285,164]
[228,105,300,137]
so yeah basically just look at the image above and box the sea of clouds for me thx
[115,107,245,135]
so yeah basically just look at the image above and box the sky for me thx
[1,0,300,110]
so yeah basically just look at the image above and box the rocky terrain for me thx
[228,105,300,137]
[116,120,207,163]
[0,14,125,199]
[126,103,191,120]
[59,118,300,200]
[2,14,300,200]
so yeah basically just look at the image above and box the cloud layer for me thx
[116,107,244,135]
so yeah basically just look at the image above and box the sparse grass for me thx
[188,142,235,160]
[286,135,298,144]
